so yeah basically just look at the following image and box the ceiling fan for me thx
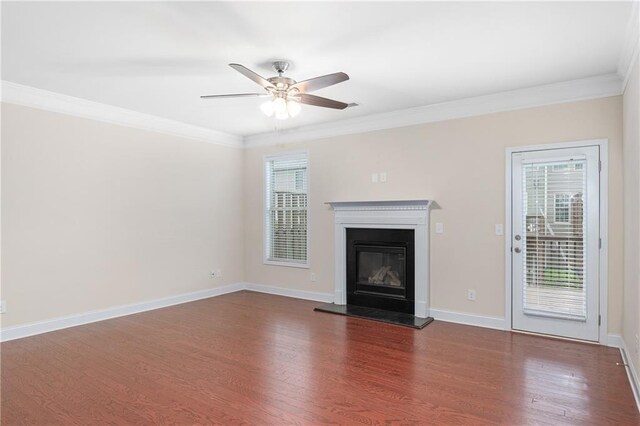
[200,61,353,120]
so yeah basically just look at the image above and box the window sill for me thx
[264,259,310,269]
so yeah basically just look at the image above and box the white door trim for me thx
[504,139,609,344]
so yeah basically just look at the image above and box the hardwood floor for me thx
[2,291,639,425]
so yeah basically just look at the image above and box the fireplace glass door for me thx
[346,228,415,314]
[356,246,406,298]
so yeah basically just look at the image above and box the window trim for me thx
[263,150,310,269]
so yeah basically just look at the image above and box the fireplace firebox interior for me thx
[346,228,415,314]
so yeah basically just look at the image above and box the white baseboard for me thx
[607,334,624,348]
[1,279,630,370]
[243,282,334,303]
[619,336,640,412]
[607,334,639,412]
[0,282,334,342]
[429,310,625,350]
[430,308,507,330]
[0,283,244,342]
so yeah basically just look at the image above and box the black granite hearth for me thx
[314,303,434,329]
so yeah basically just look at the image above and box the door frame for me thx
[504,139,609,344]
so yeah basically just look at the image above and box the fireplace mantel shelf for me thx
[326,200,439,211]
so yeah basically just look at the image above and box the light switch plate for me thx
[495,224,504,236]
[435,223,444,234]
[371,173,379,183]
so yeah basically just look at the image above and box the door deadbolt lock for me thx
[514,247,522,253]
[515,235,521,241]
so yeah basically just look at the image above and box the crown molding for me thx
[619,0,640,91]
[1,81,243,148]
[2,73,623,151]
[243,73,623,148]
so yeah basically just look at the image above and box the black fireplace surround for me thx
[346,228,415,314]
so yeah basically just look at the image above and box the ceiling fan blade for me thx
[291,72,349,93]
[229,63,276,90]
[297,93,349,110]
[200,93,271,99]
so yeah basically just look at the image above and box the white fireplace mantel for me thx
[326,200,438,318]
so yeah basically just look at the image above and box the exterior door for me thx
[511,146,600,341]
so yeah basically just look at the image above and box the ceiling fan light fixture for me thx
[272,97,288,115]
[260,100,275,117]
[287,100,301,117]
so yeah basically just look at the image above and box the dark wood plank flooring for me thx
[2,291,639,425]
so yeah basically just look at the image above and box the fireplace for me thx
[326,200,437,319]
[347,228,415,314]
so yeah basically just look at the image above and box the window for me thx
[264,152,309,267]
[554,193,571,223]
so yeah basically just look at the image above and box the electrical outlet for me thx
[310,272,317,282]
[216,269,223,278]
[379,172,387,182]
[467,290,476,301]
[0,300,5,314]
[371,173,379,183]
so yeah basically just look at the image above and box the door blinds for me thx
[521,158,587,320]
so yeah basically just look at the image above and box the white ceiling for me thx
[1,1,633,138]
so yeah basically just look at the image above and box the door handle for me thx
[514,247,521,253]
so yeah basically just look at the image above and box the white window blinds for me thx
[264,153,308,266]
[522,158,587,320]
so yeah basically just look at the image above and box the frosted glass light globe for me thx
[260,101,274,117]
[287,100,301,117]
[272,97,287,115]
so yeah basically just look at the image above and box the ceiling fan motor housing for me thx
[268,61,296,93]
[268,76,296,90]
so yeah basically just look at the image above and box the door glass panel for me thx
[522,159,586,320]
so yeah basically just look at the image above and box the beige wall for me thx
[1,96,626,336]
[1,103,244,328]
[623,55,640,372]
[244,96,624,333]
